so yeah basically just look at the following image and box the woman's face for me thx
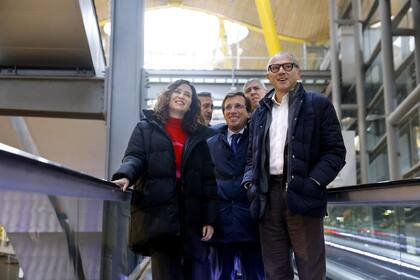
[168,83,193,119]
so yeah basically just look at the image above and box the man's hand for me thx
[112,178,130,191]
[201,225,214,241]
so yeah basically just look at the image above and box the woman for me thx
[112,80,217,280]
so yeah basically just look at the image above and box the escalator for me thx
[326,179,420,280]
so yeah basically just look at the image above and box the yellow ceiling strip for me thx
[254,0,281,55]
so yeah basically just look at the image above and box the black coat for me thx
[207,125,259,243]
[113,110,218,257]
[242,83,346,219]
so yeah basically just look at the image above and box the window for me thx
[395,60,416,105]
[398,109,420,176]
[393,36,415,69]
[365,54,383,103]
[368,144,389,183]
[366,96,386,150]
[363,8,381,61]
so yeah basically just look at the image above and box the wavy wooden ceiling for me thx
[95,0,403,69]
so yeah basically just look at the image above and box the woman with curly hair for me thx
[112,80,217,279]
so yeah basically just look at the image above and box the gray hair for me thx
[243,79,267,92]
[267,52,300,71]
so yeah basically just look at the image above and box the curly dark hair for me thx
[153,79,202,133]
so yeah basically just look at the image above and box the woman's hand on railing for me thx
[201,225,214,241]
[112,178,130,192]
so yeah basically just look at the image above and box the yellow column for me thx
[255,0,281,56]
[219,18,232,69]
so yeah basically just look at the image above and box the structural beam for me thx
[329,0,342,120]
[388,85,420,125]
[379,0,400,180]
[411,0,420,84]
[78,0,107,77]
[0,0,95,70]
[102,0,145,279]
[255,0,281,56]
[0,76,105,119]
[352,0,368,183]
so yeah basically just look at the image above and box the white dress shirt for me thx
[269,92,289,175]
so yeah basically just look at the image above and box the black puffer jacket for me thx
[113,110,218,256]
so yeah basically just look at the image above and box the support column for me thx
[255,0,281,56]
[329,0,342,120]
[411,0,420,84]
[352,0,368,183]
[379,0,400,180]
[102,0,145,279]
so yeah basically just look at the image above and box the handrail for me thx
[0,143,129,202]
[327,178,420,203]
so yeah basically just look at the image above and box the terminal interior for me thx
[0,0,419,279]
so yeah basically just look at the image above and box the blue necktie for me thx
[230,133,241,154]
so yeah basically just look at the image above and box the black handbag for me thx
[128,178,151,255]
[128,122,151,255]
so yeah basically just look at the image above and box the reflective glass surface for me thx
[363,9,381,62]
[326,203,420,280]
[365,54,383,103]
[395,60,416,105]
[399,110,420,175]
[366,97,386,151]
[393,36,415,70]
[0,191,107,280]
[0,189,127,280]
[368,145,389,183]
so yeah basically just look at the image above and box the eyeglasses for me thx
[268,63,297,73]
[224,103,246,111]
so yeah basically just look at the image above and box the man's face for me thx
[244,81,266,110]
[198,96,213,126]
[223,95,250,132]
[266,55,301,95]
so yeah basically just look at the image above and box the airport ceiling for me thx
[94,0,354,69]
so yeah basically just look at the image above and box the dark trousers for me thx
[210,242,265,280]
[151,250,211,280]
[259,176,326,280]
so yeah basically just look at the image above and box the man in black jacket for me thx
[242,52,346,280]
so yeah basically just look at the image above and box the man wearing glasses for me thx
[242,52,346,280]
[207,92,264,280]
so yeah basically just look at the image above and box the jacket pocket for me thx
[302,177,326,200]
